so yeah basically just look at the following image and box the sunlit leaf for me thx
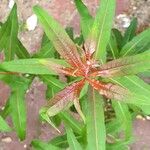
[3,4,18,61]
[0,58,68,75]
[86,86,106,150]
[120,28,150,56]
[74,0,93,39]
[92,51,150,77]
[85,0,116,62]
[0,115,11,132]
[33,6,85,69]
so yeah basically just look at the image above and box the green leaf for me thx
[0,115,11,132]
[122,18,137,47]
[112,29,123,50]
[9,77,29,140]
[0,58,67,75]
[33,6,84,68]
[4,4,18,61]
[95,51,150,77]
[65,124,82,150]
[49,134,82,148]
[74,0,93,39]
[59,111,83,135]
[40,75,66,98]
[40,75,66,89]
[15,39,30,59]
[85,0,116,63]
[112,101,132,140]
[106,119,122,134]
[33,34,55,58]
[49,134,69,148]
[0,23,10,51]
[65,27,74,41]
[86,86,106,150]
[31,139,61,150]
[120,28,150,56]
[0,100,11,119]
[110,75,150,106]
[108,30,119,59]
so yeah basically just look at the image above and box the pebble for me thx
[2,137,12,143]
[146,116,150,120]
[26,14,38,31]
[136,115,143,120]
[8,0,15,9]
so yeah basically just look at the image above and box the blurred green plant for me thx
[0,0,150,149]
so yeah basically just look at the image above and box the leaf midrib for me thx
[94,0,109,62]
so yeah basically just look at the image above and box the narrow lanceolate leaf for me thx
[86,86,106,150]
[0,21,10,51]
[0,58,68,75]
[112,101,132,140]
[122,18,137,47]
[15,39,30,59]
[112,29,123,50]
[74,0,93,39]
[31,139,61,150]
[59,111,83,134]
[33,6,85,69]
[92,51,150,77]
[110,75,150,106]
[9,78,29,140]
[65,124,82,150]
[4,4,18,61]
[108,30,119,59]
[46,80,84,117]
[33,41,55,58]
[0,115,11,132]
[85,0,116,62]
[120,28,150,56]
[87,79,130,101]
[33,33,55,58]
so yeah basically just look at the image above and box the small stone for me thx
[1,106,5,110]
[8,0,15,9]
[2,137,12,143]
[136,115,143,119]
[26,15,38,31]
[133,6,137,10]
[24,144,27,148]
[146,116,150,120]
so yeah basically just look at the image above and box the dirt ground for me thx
[0,0,150,149]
